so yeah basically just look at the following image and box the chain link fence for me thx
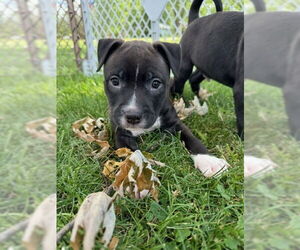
[1,1,299,76]
[57,0,243,76]
[7,0,295,76]
[0,0,55,76]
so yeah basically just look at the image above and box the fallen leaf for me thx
[115,148,132,157]
[90,147,110,159]
[112,158,134,190]
[112,150,161,200]
[22,194,56,250]
[108,237,119,250]
[147,158,166,167]
[72,117,109,142]
[26,117,56,143]
[172,190,180,197]
[150,188,159,202]
[173,98,194,120]
[72,117,110,158]
[102,160,122,178]
[70,192,116,250]
[198,88,214,101]
[190,96,208,116]
[173,96,208,120]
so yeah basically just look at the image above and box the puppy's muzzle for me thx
[125,110,142,125]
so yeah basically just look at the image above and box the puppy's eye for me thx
[110,77,120,87]
[151,79,161,89]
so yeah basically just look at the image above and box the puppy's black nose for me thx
[126,113,141,124]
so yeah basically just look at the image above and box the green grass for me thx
[244,80,300,249]
[57,72,243,249]
[0,47,56,248]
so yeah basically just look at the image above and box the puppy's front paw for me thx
[191,154,229,177]
[244,155,277,177]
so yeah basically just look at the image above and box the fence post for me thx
[142,0,168,41]
[16,0,40,70]
[39,0,56,76]
[81,0,97,76]
[151,20,160,41]
[66,0,82,71]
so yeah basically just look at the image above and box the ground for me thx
[245,80,300,249]
[2,46,299,249]
[57,70,244,249]
[0,48,55,249]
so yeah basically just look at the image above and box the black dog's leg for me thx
[169,120,230,177]
[233,82,244,139]
[283,88,300,140]
[174,58,193,95]
[283,35,300,140]
[235,38,244,139]
[115,128,139,150]
[174,121,208,155]
[283,69,300,140]
[189,69,205,96]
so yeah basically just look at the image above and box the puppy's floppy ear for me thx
[97,38,124,72]
[153,42,181,78]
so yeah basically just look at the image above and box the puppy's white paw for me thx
[244,155,277,177]
[191,154,230,177]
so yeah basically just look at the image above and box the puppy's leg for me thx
[189,69,205,96]
[283,36,300,140]
[174,57,193,95]
[115,128,138,150]
[233,81,244,139]
[283,84,300,140]
[174,122,230,177]
[234,38,244,139]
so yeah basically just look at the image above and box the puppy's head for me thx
[97,39,180,130]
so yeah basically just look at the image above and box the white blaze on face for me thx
[123,64,139,111]
[125,92,138,111]
[135,63,139,83]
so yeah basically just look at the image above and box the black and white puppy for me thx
[97,39,229,177]
[245,11,300,139]
[172,0,244,138]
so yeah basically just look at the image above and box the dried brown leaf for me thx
[190,96,208,116]
[173,98,194,120]
[72,117,110,158]
[26,117,56,143]
[90,146,110,159]
[108,237,119,250]
[173,96,208,120]
[112,150,161,200]
[198,88,214,101]
[150,188,159,202]
[112,159,133,189]
[72,117,109,141]
[172,190,181,197]
[115,148,132,157]
[102,160,122,178]
[22,194,56,250]
[70,192,116,250]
